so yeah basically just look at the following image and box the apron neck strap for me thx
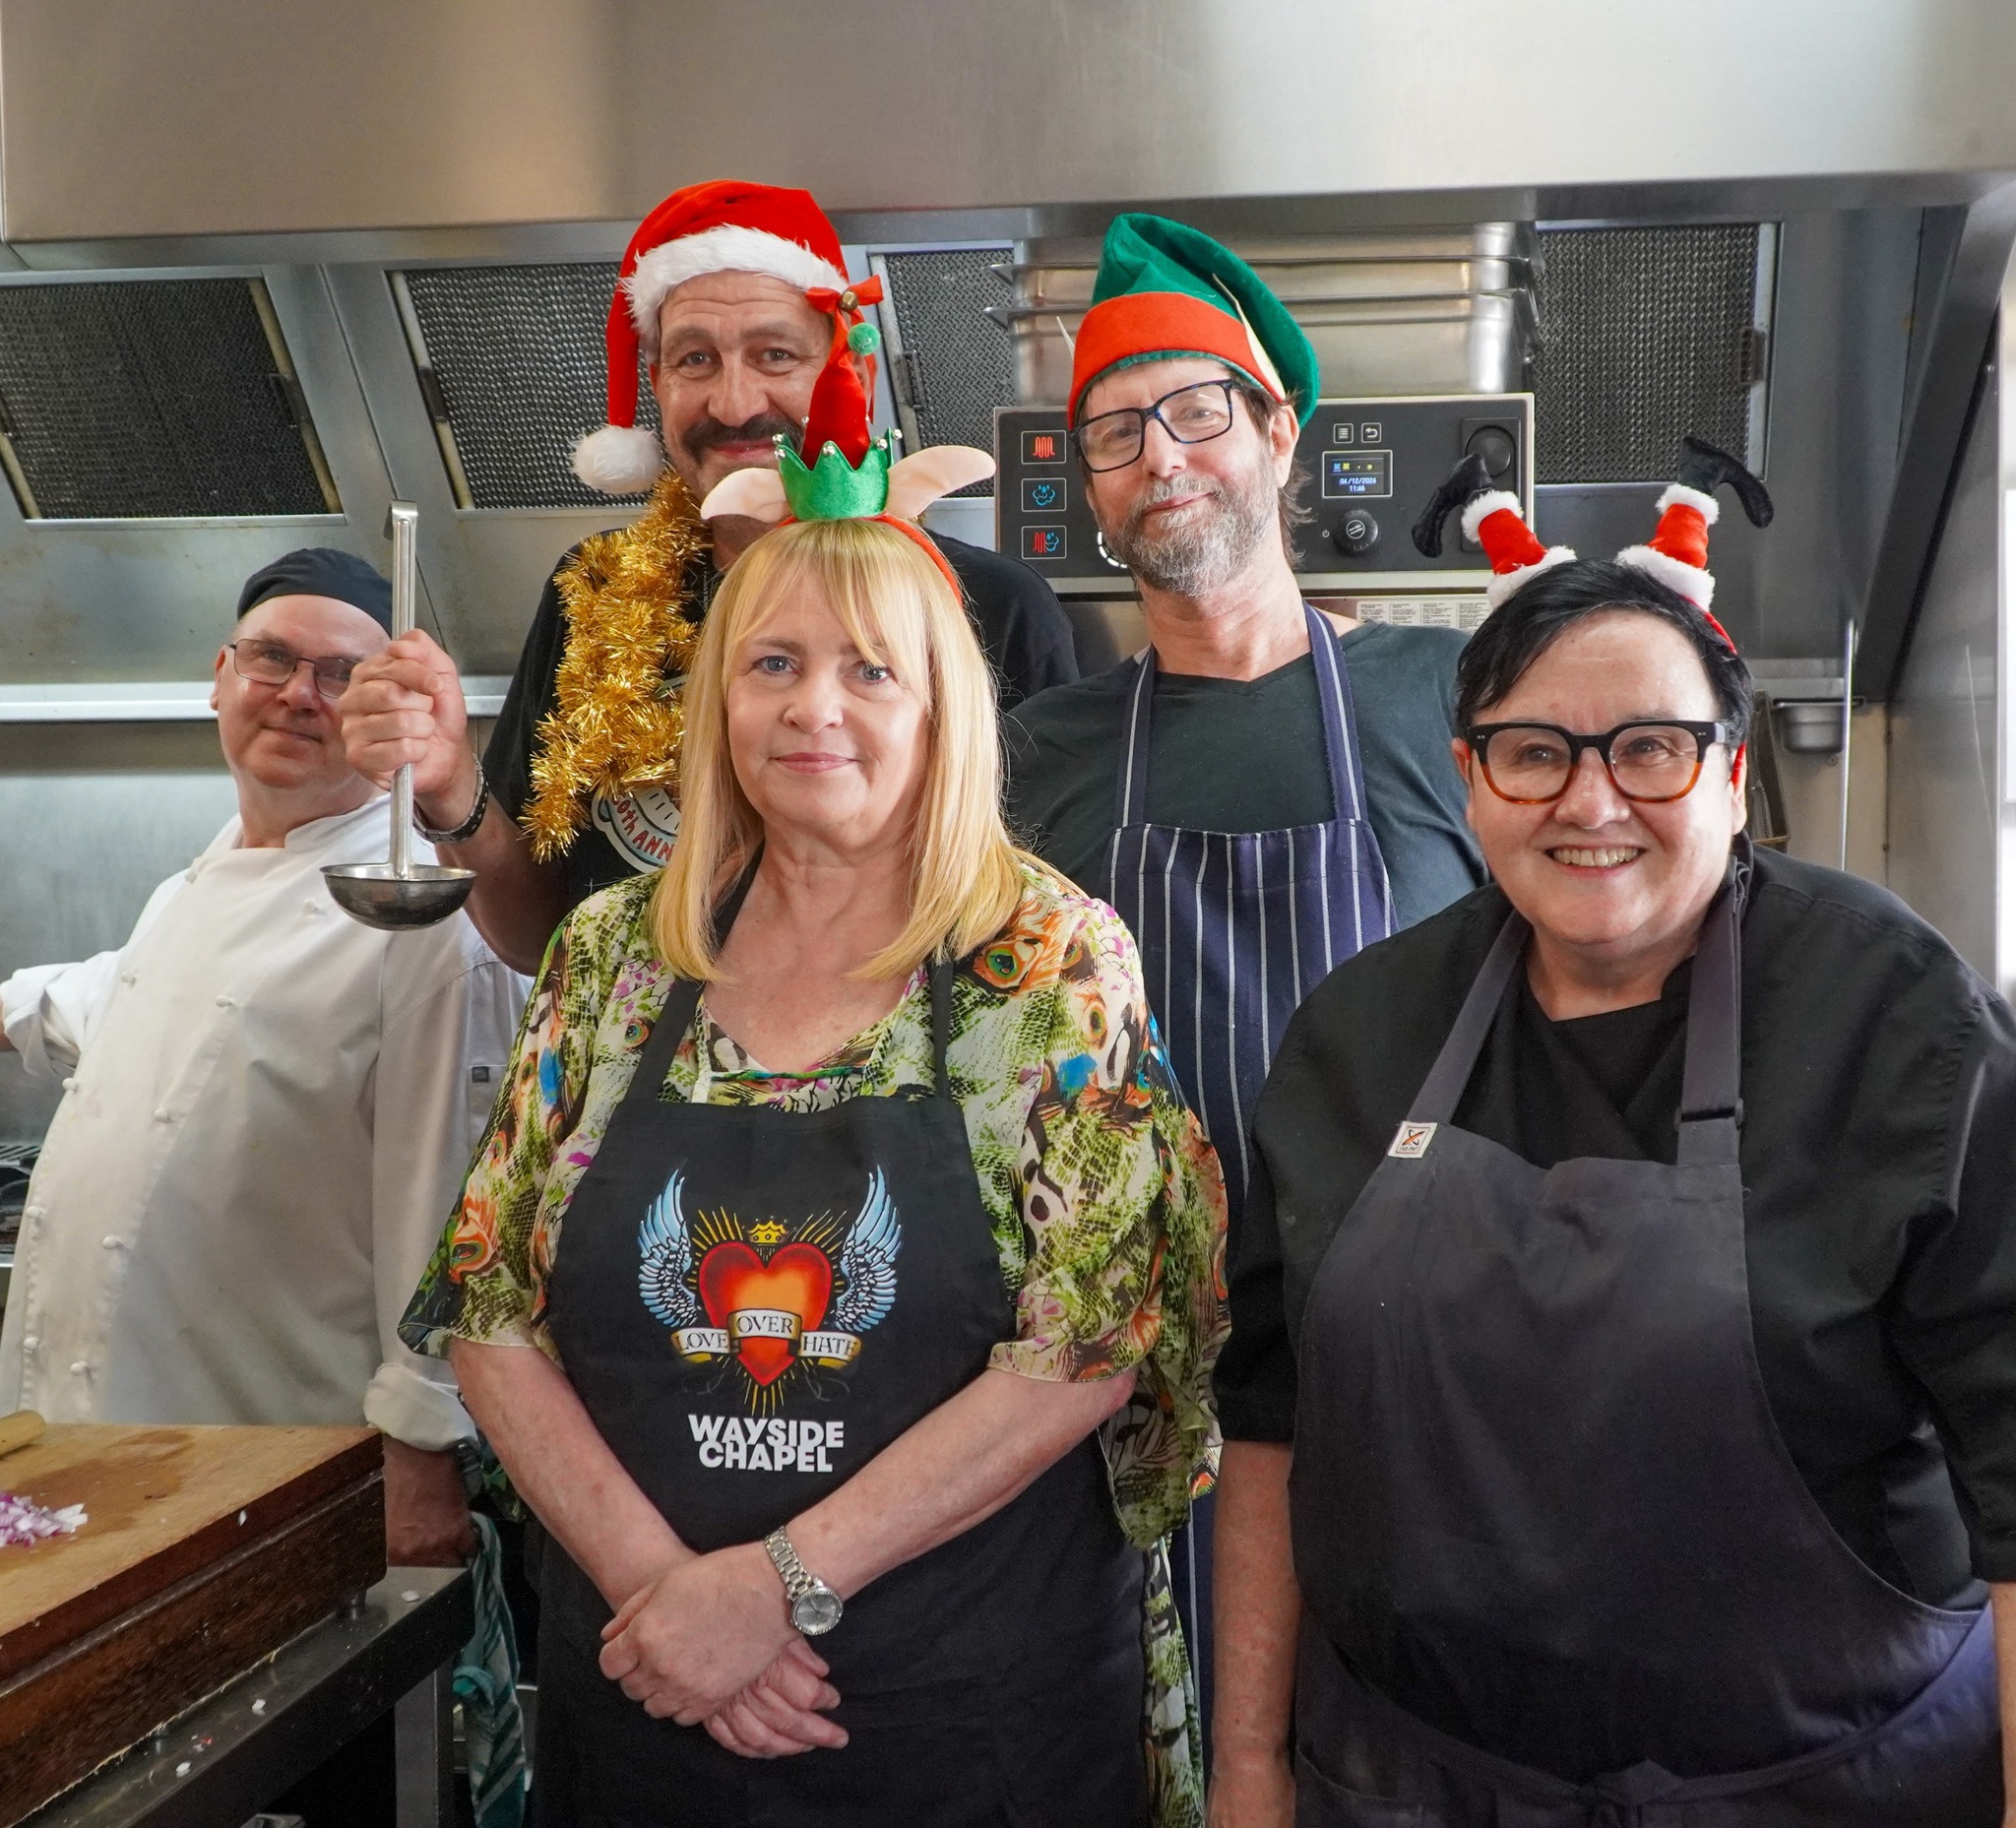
[623,854,762,1112]
[1407,871,1746,1162]
[625,855,960,1111]
[927,954,955,1101]
[1409,909,1530,1125]
[1304,603,1372,829]
[1115,646,1157,827]
[1675,881,1742,1166]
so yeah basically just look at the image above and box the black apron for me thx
[535,931,1146,1827]
[1288,881,2001,1824]
[1103,603,1394,1739]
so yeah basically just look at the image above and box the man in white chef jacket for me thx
[0,548,526,1564]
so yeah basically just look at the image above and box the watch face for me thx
[791,1586,844,1636]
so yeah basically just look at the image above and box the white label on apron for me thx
[1389,1121,1437,1159]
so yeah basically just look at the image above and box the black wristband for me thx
[414,758,489,846]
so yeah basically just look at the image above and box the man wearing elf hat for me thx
[340,181,1077,974]
[1005,215,1485,1733]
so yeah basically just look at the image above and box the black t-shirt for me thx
[484,531,1080,911]
[1002,621,1483,928]
[1219,844,2016,1603]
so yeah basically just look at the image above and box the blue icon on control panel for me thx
[1022,526,1067,560]
[1022,476,1066,513]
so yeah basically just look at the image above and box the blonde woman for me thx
[403,516,1226,1827]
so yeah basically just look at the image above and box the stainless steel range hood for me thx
[2,1,2014,254]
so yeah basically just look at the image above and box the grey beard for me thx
[1102,468,1278,597]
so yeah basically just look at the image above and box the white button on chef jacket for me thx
[0,798,526,1448]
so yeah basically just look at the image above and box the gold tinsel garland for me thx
[522,474,713,861]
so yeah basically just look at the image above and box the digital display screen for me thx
[1322,450,1392,499]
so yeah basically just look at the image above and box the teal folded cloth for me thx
[455,1513,528,1828]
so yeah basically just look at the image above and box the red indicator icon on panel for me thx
[1022,527,1067,560]
[1022,430,1066,465]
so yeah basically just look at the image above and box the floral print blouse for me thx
[402,859,1228,1549]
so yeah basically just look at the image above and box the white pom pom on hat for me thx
[571,423,666,494]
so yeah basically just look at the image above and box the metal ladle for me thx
[323,501,478,929]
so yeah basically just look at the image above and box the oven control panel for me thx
[994,393,1533,596]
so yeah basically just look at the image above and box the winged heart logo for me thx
[638,1169,902,1410]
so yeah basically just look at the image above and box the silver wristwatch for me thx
[763,1528,843,1635]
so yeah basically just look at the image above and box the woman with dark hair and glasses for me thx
[1209,449,2016,1827]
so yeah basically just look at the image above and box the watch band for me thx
[764,1526,816,1601]
[415,758,489,846]
[763,1527,843,1633]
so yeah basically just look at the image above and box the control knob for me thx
[1330,510,1380,557]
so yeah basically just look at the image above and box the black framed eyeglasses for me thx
[226,638,361,702]
[1072,379,1244,473]
[1464,720,1730,805]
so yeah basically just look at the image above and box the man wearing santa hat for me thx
[340,181,1077,973]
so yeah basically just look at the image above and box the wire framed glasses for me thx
[226,638,360,702]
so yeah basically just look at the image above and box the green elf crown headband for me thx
[699,280,993,585]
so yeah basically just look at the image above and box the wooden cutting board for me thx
[0,1422,384,1822]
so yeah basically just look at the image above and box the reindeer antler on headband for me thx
[1412,452,1576,609]
[1613,435,1773,651]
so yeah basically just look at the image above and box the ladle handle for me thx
[387,501,418,880]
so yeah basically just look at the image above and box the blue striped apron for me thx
[1103,601,1394,1754]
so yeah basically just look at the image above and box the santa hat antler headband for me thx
[699,288,993,589]
[1413,437,1773,649]
[571,181,850,496]
[1614,436,1774,645]
[1412,453,1576,609]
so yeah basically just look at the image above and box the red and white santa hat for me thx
[571,180,850,495]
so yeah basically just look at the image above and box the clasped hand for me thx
[599,1541,849,1757]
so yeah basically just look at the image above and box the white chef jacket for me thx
[0,797,527,1449]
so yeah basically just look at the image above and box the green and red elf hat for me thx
[699,288,992,587]
[1067,214,1321,428]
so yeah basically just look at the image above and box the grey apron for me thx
[1289,878,2001,1824]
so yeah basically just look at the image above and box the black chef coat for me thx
[1218,844,2016,1604]
[487,532,1079,910]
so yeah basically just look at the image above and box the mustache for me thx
[679,413,802,460]
[1122,473,1227,540]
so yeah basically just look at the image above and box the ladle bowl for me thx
[322,860,477,929]
[325,500,481,931]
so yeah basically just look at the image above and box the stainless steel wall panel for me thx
[0,724,237,1143]
[1858,185,2016,696]
[3,3,2016,248]
[1886,354,2001,980]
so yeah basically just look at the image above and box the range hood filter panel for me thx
[398,263,660,511]
[872,248,1013,498]
[0,279,334,521]
[1534,224,1767,484]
